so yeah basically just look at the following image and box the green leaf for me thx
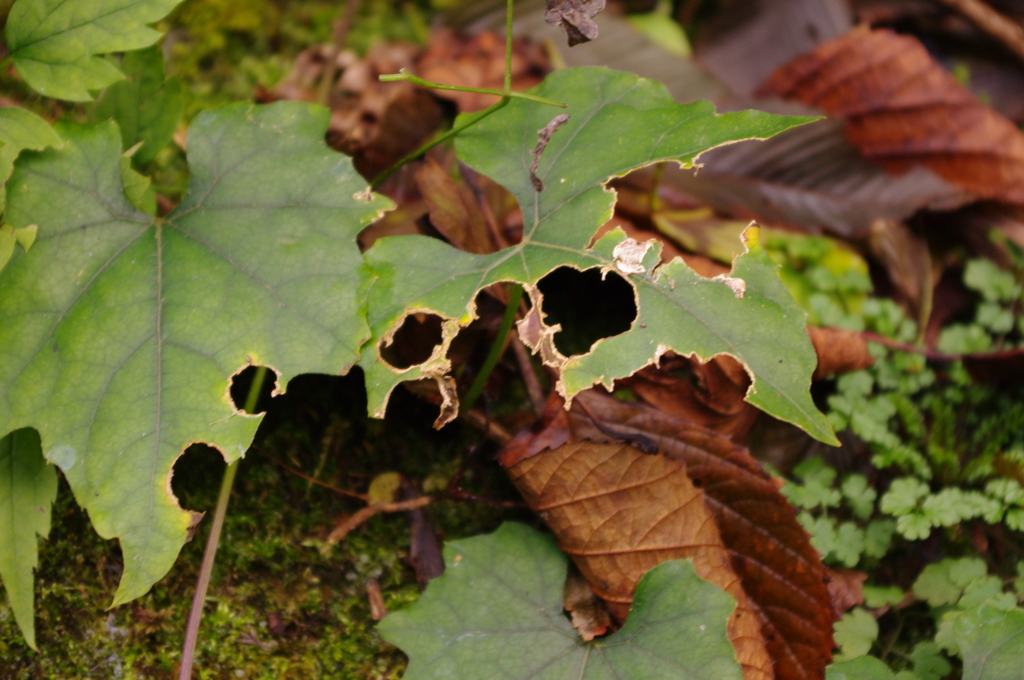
[863,519,895,559]
[359,67,836,444]
[0,427,57,650]
[842,474,878,520]
[4,0,185,101]
[913,558,987,607]
[119,151,156,215]
[863,585,904,609]
[799,512,837,556]
[0,102,390,605]
[0,107,63,214]
[378,522,744,680]
[964,259,1019,303]
[92,46,183,165]
[826,656,897,680]
[834,608,879,661]
[907,641,951,680]
[880,478,929,516]
[834,522,866,568]
[955,604,1024,680]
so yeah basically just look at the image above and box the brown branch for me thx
[510,335,546,416]
[259,450,369,501]
[324,496,434,546]
[934,0,1024,64]
[459,408,513,444]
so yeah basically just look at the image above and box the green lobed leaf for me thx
[834,608,879,662]
[826,656,897,680]
[955,604,1024,680]
[0,106,63,215]
[4,0,184,101]
[0,102,390,605]
[378,522,744,680]
[92,46,183,165]
[0,427,57,650]
[358,67,836,444]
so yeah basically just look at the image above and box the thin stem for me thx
[461,284,524,413]
[370,99,509,188]
[505,0,514,92]
[0,55,13,73]
[178,366,267,680]
[379,70,566,107]
[316,0,362,107]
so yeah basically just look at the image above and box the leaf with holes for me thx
[357,66,836,445]
[0,101,390,605]
[4,0,184,101]
[0,428,57,650]
[378,521,746,680]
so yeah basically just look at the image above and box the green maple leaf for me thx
[0,102,390,604]
[378,522,744,680]
[4,0,184,101]
[92,46,183,165]
[955,604,1024,680]
[0,428,56,650]
[358,67,836,444]
[834,608,879,662]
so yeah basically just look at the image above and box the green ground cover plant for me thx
[3,0,1024,678]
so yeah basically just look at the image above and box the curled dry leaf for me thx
[529,113,571,192]
[500,390,835,680]
[563,564,612,641]
[545,0,607,47]
[759,27,1024,205]
[415,159,496,254]
[807,327,874,381]
[826,568,867,617]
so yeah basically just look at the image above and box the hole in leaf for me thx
[380,313,444,369]
[229,365,278,414]
[537,267,637,357]
[170,443,226,512]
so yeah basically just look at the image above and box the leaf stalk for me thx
[461,284,525,413]
[178,365,267,679]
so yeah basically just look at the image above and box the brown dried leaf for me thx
[529,113,571,192]
[502,390,835,680]
[826,568,867,616]
[545,0,607,47]
[619,352,761,441]
[807,326,875,381]
[507,440,774,680]
[563,565,612,641]
[415,159,495,254]
[759,27,1024,205]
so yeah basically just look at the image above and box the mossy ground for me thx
[0,373,532,679]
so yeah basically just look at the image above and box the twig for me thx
[576,398,659,454]
[324,496,433,545]
[316,0,361,106]
[934,0,1024,64]
[510,335,546,416]
[458,409,514,445]
[859,332,956,361]
[258,449,369,501]
[460,163,507,250]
